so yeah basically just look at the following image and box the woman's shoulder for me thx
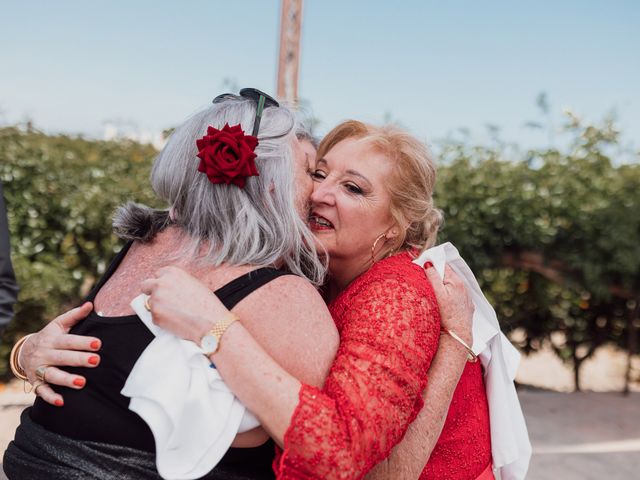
[331,251,441,355]
[354,251,430,295]
[236,273,336,335]
[333,251,436,315]
[232,273,338,388]
[252,273,327,308]
[373,250,425,276]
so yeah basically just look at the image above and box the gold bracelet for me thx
[441,328,478,363]
[9,334,33,381]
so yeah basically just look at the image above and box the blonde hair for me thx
[316,120,443,253]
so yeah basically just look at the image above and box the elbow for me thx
[309,329,340,388]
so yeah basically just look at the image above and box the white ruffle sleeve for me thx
[121,294,260,480]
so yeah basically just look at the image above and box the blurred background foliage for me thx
[0,125,159,378]
[0,112,638,391]
[436,112,640,391]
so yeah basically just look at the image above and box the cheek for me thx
[303,175,313,198]
[294,176,313,215]
[293,161,312,196]
[346,203,392,239]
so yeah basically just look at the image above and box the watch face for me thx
[201,334,219,355]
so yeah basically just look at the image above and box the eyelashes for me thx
[345,184,363,195]
[310,169,326,180]
[311,170,364,196]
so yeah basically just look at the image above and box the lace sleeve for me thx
[275,267,440,480]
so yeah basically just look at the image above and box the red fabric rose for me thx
[196,123,259,188]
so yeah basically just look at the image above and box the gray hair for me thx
[114,97,326,285]
[295,126,319,149]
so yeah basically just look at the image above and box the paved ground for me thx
[1,386,639,479]
[520,389,640,479]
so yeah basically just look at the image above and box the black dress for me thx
[4,242,288,479]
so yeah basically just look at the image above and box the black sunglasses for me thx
[212,88,279,137]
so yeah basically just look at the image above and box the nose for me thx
[310,179,336,207]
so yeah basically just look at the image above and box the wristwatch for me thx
[200,313,239,355]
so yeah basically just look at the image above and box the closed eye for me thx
[345,183,363,195]
[311,169,327,181]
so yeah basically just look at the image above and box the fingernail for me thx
[88,355,99,365]
[423,262,433,269]
[90,340,100,350]
[55,399,64,407]
[73,377,86,387]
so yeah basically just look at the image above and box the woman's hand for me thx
[19,302,101,406]
[425,264,474,346]
[141,266,230,344]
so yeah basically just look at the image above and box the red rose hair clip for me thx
[196,123,259,188]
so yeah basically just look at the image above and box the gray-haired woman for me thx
[4,91,339,480]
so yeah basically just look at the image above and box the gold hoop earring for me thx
[370,233,388,264]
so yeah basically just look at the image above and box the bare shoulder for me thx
[233,274,339,388]
[261,274,331,313]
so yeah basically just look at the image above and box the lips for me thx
[308,213,334,231]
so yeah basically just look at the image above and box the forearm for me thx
[142,270,339,450]
[366,336,468,480]
[210,322,300,447]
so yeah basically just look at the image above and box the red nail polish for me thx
[73,378,86,387]
[55,399,64,407]
[423,262,433,269]
[88,355,99,365]
[90,340,100,350]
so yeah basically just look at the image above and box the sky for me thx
[1,0,639,153]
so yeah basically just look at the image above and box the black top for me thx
[31,242,288,475]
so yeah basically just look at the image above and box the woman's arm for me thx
[365,264,475,480]
[365,337,469,479]
[16,302,103,406]
[143,265,440,480]
[142,266,339,441]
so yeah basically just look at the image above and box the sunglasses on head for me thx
[212,88,280,137]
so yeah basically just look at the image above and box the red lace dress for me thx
[274,253,491,480]
[421,360,492,479]
[274,252,491,480]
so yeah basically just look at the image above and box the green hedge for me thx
[0,126,159,377]
[435,115,640,390]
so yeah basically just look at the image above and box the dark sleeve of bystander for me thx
[0,181,19,335]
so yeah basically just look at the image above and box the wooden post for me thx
[277,0,303,105]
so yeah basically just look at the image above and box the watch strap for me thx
[201,312,239,354]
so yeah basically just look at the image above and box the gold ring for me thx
[35,365,51,383]
[144,296,152,312]
[24,379,45,394]
[33,380,46,394]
